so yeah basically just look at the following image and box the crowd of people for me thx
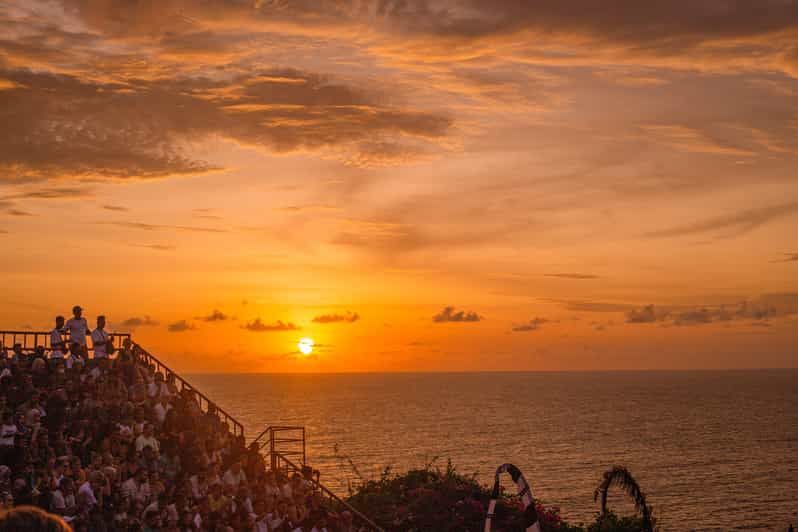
[0,307,364,531]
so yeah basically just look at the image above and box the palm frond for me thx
[593,465,654,532]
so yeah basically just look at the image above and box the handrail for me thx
[1,329,380,528]
[132,342,245,438]
[274,451,385,532]
[0,330,244,438]
[0,329,131,351]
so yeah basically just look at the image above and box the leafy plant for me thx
[593,466,654,532]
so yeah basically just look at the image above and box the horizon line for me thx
[184,367,798,376]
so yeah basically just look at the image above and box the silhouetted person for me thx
[788,524,793,532]
[50,315,66,359]
[0,505,70,531]
[65,306,89,355]
[91,315,109,359]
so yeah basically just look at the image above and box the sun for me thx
[298,337,314,355]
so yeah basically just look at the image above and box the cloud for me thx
[771,253,798,263]
[0,66,451,183]
[121,316,159,328]
[97,221,227,233]
[197,309,228,322]
[312,312,360,324]
[625,304,663,323]
[640,124,756,157]
[1,187,94,200]
[7,209,33,216]
[135,243,177,251]
[103,204,128,212]
[512,317,548,332]
[432,306,482,323]
[554,300,636,313]
[625,294,798,326]
[644,201,798,239]
[544,273,600,280]
[167,320,196,332]
[243,318,299,332]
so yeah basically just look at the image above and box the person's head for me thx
[230,461,241,474]
[72,306,82,319]
[143,423,153,436]
[55,316,64,329]
[1,412,12,425]
[96,316,105,330]
[0,505,71,531]
[89,471,104,490]
[136,469,148,484]
[11,344,21,356]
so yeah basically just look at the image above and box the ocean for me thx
[188,370,798,531]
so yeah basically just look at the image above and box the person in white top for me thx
[91,315,109,359]
[222,460,247,489]
[50,315,66,359]
[65,306,90,348]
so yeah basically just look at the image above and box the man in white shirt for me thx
[222,460,247,489]
[153,395,171,426]
[91,315,109,359]
[135,423,160,453]
[50,315,66,359]
[65,306,90,351]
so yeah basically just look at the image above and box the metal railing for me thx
[0,330,243,438]
[132,342,245,438]
[252,425,306,470]
[1,329,380,529]
[273,450,385,532]
[0,329,130,352]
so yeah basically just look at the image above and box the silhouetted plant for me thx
[593,466,654,532]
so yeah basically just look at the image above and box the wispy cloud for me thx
[312,312,359,324]
[644,202,798,239]
[1,187,94,200]
[167,320,196,332]
[771,253,798,263]
[553,300,636,313]
[432,306,482,323]
[243,318,299,332]
[624,294,798,326]
[512,317,549,332]
[544,273,600,280]
[97,221,227,233]
[135,243,177,251]
[103,204,128,212]
[121,316,159,328]
[7,209,33,217]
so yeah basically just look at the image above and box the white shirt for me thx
[153,402,171,424]
[65,317,89,346]
[135,434,160,453]
[50,328,65,358]
[222,468,247,488]
[91,328,109,358]
[78,481,97,506]
[0,424,17,446]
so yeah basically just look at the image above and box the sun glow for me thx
[298,337,314,355]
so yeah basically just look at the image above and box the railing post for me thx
[270,429,276,471]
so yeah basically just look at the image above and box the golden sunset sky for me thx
[1,1,797,372]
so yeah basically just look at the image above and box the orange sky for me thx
[1,1,797,372]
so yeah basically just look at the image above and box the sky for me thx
[1,0,797,373]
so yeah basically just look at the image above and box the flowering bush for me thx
[345,460,647,531]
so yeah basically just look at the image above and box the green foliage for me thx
[594,466,654,532]
[344,460,649,532]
